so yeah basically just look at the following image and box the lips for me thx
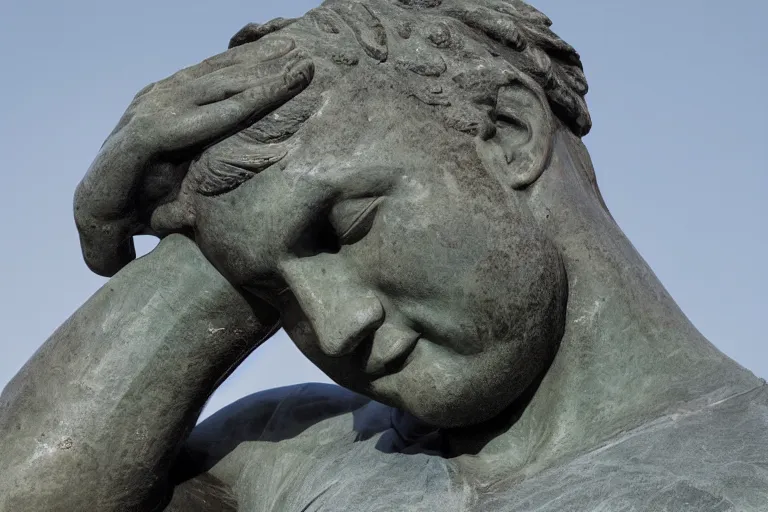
[364,328,420,377]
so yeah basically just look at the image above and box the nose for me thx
[279,256,385,357]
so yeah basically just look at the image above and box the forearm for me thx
[0,235,277,511]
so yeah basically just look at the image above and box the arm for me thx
[0,35,313,511]
[0,235,276,511]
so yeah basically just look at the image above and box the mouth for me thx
[364,333,420,377]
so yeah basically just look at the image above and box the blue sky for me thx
[0,0,765,419]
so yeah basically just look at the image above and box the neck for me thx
[446,132,761,476]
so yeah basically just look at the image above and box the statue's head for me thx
[185,0,602,427]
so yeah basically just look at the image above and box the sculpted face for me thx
[145,0,596,427]
[188,65,567,427]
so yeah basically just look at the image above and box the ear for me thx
[475,76,555,190]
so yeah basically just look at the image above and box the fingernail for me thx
[285,59,315,88]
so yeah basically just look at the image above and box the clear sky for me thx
[0,0,765,420]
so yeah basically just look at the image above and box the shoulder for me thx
[174,383,392,486]
[608,385,768,509]
[506,385,768,511]
[476,385,768,512]
[192,382,390,445]
[163,383,394,511]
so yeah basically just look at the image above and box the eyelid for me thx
[332,197,384,244]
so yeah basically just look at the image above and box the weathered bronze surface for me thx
[2,1,766,510]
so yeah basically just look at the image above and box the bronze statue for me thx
[2,1,766,510]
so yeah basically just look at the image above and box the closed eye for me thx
[330,197,383,245]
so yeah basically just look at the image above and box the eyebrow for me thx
[240,91,321,144]
[196,145,287,197]
[194,91,323,197]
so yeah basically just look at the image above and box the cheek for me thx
[399,232,566,428]
[351,195,567,343]
[353,198,487,300]
[462,225,568,360]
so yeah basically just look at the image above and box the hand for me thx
[74,37,314,277]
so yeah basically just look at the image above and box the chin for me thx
[389,384,519,429]
[366,358,535,429]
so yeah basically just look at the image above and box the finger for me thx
[154,36,297,89]
[177,58,314,147]
[73,138,149,276]
[74,207,138,277]
[228,18,299,48]
[75,153,190,276]
[80,233,136,278]
[188,49,307,106]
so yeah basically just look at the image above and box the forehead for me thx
[191,80,475,203]
[203,63,463,169]
[248,7,501,134]
[305,74,443,140]
[194,18,499,196]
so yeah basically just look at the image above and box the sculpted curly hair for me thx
[231,0,590,135]
[197,0,599,202]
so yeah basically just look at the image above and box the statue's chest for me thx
[245,430,471,512]
[295,454,464,512]
[243,424,767,512]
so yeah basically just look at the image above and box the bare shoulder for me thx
[499,385,768,511]
[164,384,460,512]
[170,383,391,497]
